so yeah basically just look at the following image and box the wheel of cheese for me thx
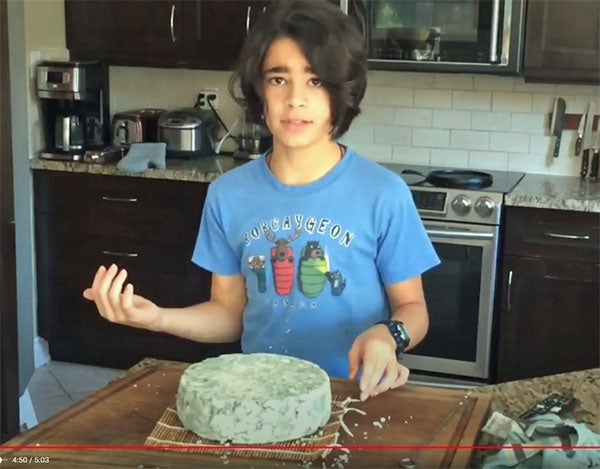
[176,353,332,444]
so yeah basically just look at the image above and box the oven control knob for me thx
[451,195,471,216]
[475,197,495,218]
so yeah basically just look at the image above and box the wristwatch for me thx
[376,319,410,359]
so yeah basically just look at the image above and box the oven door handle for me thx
[426,229,494,240]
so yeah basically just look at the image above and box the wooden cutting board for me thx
[0,360,491,468]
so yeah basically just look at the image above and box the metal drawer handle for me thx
[246,5,251,34]
[489,0,500,62]
[102,250,139,258]
[545,232,590,241]
[426,229,494,240]
[170,4,176,43]
[101,196,138,203]
[507,270,513,313]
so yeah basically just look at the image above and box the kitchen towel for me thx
[482,412,600,468]
[117,142,166,174]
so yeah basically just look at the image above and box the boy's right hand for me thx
[82,264,163,332]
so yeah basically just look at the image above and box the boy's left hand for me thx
[348,324,410,401]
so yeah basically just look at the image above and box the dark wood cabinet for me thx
[524,0,600,83]
[495,207,600,382]
[66,0,272,70]
[66,0,186,67]
[33,170,240,369]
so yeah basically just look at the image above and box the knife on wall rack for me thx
[550,98,566,158]
[575,111,587,156]
[590,131,599,181]
[580,102,595,178]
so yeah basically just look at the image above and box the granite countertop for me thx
[506,173,600,213]
[471,367,600,466]
[29,154,247,183]
[31,156,600,213]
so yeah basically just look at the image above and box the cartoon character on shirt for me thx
[248,255,267,292]
[263,226,301,296]
[298,241,330,298]
[326,270,346,296]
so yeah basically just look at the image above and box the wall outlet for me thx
[197,88,219,110]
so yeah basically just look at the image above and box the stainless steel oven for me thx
[340,0,526,74]
[380,164,525,381]
[404,220,499,379]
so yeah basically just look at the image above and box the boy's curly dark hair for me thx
[228,0,367,139]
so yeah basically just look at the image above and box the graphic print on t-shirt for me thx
[246,216,348,299]
[247,255,267,292]
[263,224,301,296]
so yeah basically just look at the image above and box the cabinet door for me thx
[524,0,600,83]
[496,256,600,382]
[183,1,265,70]
[66,0,185,67]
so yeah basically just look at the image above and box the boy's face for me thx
[261,37,333,151]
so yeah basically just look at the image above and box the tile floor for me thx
[27,361,124,424]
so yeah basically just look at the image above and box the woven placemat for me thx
[145,396,350,462]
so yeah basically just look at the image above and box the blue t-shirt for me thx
[192,148,440,378]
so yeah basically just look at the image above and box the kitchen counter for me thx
[29,154,247,183]
[31,157,600,213]
[505,173,600,213]
[471,367,600,466]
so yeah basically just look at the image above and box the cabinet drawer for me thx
[504,207,599,262]
[33,170,208,244]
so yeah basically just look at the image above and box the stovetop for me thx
[381,163,525,195]
[380,163,526,225]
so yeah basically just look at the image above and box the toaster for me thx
[158,108,216,157]
[111,109,165,147]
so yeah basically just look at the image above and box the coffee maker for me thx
[37,61,110,160]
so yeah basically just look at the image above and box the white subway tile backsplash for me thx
[369,87,414,106]
[343,124,374,143]
[490,132,529,153]
[374,126,412,145]
[352,143,393,162]
[432,110,471,129]
[530,131,576,159]
[555,84,600,96]
[415,89,452,109]
[531,94,556,113]
[430,149,469,167]
[574,95,600,114]
[471,111,511,131]
[492,92,533,112]
[509,151,581,176]
[369,71,435,88]
[513,79,557,94]
[434,74,473,90]
[528,135,552,155]
[468,151,509,171]
[452,91,492,110]
[111,64,597,177]
[473,75,514,92]
[395,108,432,127]
[355,106,396,125]
[450,130,489,150]
[412,128,450,148]
[392,146,431,165]
[510,113,548,134]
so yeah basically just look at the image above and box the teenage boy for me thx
[84,1,439,402]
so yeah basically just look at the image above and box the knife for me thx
[550,98,566,158]
[580,102,595,178]
[575,111,587,156]
[591,130,599,181]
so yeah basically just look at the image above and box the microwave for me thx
[340,0,526,74]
